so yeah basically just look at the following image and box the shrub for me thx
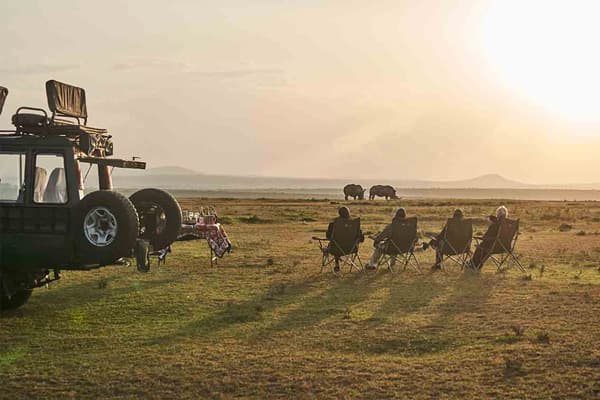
[238,215,270,224]
[559,223,573,232]
[511,325,526,337]
[536,331,550,344]
[503,357,525,376]
[96,278,108,289]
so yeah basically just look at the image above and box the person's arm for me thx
[375,224,392,244]
[482,221,500,241]
[326,222,334,239]
[436,225,447,241]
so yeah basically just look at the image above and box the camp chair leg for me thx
[350,253,364,273]
[407,252,421,273]
[376,254,394,272]
[346,253,360,273]
[500,252,526,273]
[510,253,526,273]
[316,242,335,273]
[442,250,471,272]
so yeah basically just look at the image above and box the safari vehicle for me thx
[0,81,182,311]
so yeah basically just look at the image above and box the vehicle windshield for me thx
[0,152,25,202]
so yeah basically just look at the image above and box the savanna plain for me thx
[1,197,600,399]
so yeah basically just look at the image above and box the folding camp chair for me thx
[376,217,421,273]
[434,218,473,271]
[473,218,525,273]
[313,217,363,273]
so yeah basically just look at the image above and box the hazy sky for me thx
[2,0,600,183]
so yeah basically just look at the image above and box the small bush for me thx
[266,257,274,266]
[238,215,270,224]
[576,230,587,236]
[511,325,526,337]
[218,216,234,224]
[559,223,573,232]
[503,357,525,377]
[536,331,550,344]
[528,261,537,269]
[96,278,108,289]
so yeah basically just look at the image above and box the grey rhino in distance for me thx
[369,185,398,200]
[343,184,366,200]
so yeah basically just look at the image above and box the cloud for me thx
[0,64,80,75]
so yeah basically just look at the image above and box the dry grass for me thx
[2,198,600,399]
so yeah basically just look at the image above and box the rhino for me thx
[343,184,366,200]
[369,185,398,200]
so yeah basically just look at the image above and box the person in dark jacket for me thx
[326,206,364,272]
[424,209,464,271]
[365,208,407,270]
[469,205,508,270]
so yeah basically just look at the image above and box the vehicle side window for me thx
[0,152,26,202]
[35,154,68,204]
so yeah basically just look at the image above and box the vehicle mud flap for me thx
[135,239,150,273]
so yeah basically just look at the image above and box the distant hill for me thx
[147,166,199,176]
[115,165,200,177]
[420,174,530,189]
[111,169,537,190]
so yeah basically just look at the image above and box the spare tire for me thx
[129,188,182,250]
[77,190,139,266]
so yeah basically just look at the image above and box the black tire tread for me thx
[129,188,182,250]
[77,190,139,266]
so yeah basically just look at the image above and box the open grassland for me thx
[2,198,600,399]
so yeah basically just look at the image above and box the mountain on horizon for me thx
[147,166,200,176]
[112,167,542,190]
[423,173,529,189]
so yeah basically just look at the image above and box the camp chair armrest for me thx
[473,236,484,240]
[312,236,329,241]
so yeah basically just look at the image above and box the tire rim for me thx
[84,206,118,247]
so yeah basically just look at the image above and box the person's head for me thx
[394,208,406,220]
[338,206,350,219]
[496,205,508,219]
[453,209,464,219]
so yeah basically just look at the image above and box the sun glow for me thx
[481,0,600,123]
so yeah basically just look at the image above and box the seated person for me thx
[469,205,508,270]
[365,208,407,270]
[424,208,465,271]
[326,206,364,272]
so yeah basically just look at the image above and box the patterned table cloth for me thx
[178,221,232,258]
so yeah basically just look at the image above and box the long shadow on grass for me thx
[357,273,497,356]
[146,272,385,345]
[254,271,387,337]
[323,274,450,356]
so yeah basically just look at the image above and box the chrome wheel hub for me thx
[84,206,118,247]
